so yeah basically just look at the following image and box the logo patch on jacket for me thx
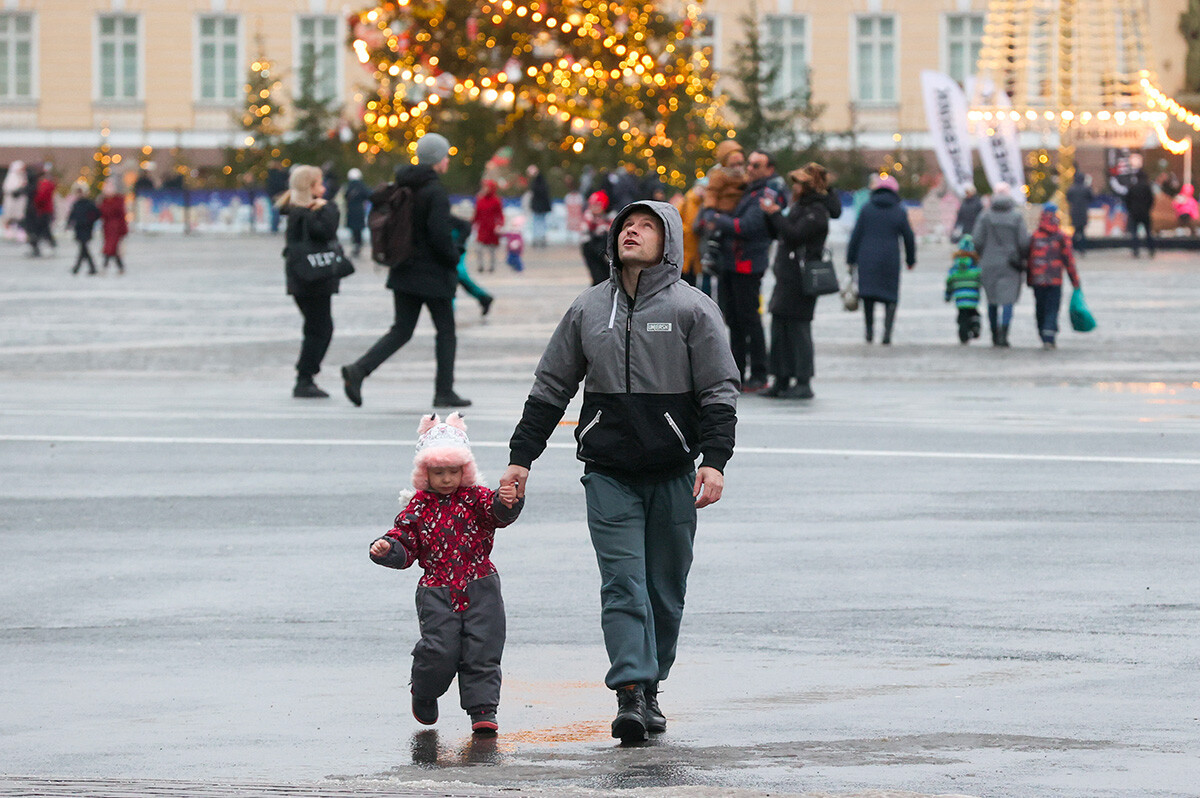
[646,322,672,332]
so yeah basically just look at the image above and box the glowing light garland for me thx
[348,0,726,185]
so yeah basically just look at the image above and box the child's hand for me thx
[370,538,392,557]
[498,482,518,508]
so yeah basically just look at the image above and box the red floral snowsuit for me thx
[371,486,522,711]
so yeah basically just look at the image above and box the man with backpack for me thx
[341,133,471,408]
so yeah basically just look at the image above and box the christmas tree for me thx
[228,42,285,183]
[348,0,728,187]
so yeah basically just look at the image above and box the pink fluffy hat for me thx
[411,412,479,492]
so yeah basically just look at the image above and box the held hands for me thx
[693,466,724,509]
[497,481,518,508]
[369,538,392,557]
[499,464,529,507]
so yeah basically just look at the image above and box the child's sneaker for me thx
[412,693,438,725]
[469,705,498,734]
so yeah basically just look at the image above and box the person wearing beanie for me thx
[847,172,917,344]
[1026,203,1081,349]
[502,201,739,742]
[580,188,614,285]
[342,132,473,408]
[972,181,1031,347]
[342,167,370,257]
[369,412,523,735]
[945,233,983,344]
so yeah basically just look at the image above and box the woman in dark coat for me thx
[280,164,342,398]
[846,174,916,344]
[760,163,833,399]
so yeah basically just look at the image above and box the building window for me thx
[946,13,984,85]
[98,14,139,101]
[692,14,720,71]
[765,14,808,104]
[297,15,339,101]
[198,15,240,103]
[855,15,896,104]
[0,12,34,101]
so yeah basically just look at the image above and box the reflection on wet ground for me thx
[410,730,505,768]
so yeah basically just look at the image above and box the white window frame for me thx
[295,14,341,103]
[763,13,809,105]
[852,14,898,106]
[0,11,36,102]
[196,14,242,105]
[943,12,984,86]
[692,13,721,72]
[95,13,142,103]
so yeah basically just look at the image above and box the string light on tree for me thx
[347,0,726,186]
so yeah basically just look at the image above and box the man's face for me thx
[747,153,773,181]
[618,211,664,268]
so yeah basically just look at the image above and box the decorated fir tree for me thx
[348,0,728,187]
[228,44,284,183]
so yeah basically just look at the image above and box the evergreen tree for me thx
[284,58,342,170]
[722,3,826,171]
[228,42,284,184]
[348,0,727,188]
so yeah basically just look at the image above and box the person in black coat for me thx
[341,133,470,409]
[265,161,289,234]
[66,182,100,275]
[761,163,832,399]
[280,164,343,398]
[1125,170,1155,258]
[1065,173,1095,255]
[527,165,552,247]
[952,185,983,240]
[846,174,917,344]
[342,168,370,257]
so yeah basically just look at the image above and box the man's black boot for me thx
[644,683,666,734]
[612,684,648,741]
[341,364,364,407]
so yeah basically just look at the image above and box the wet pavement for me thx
[1,230,1199,798]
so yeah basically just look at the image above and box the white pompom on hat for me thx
[411,412,479,492]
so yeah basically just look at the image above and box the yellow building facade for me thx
[0,0,1189,175]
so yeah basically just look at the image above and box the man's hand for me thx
[500,464,530,500]
[370,538,392,557]
[759,196,780,215]
[693,466,724,508]
[498,482,518,508]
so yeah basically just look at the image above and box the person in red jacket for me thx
[369,413,523,735]
[1026,203,1081,349]
[98,180,129,274]
[27,168,57,257]
[471,179,504,273]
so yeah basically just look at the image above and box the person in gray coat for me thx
[972,183,1031,347]
[846,175,917,344]
[500,200,738,742]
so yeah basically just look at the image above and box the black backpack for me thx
[367,182,414,267]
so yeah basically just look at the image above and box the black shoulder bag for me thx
[286,212,355,283]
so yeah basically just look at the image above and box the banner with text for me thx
[921,70,975,198]
[971,77,1027,201]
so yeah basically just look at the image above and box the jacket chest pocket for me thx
[663,412,691,453]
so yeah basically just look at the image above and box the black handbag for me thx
[800,249,840,296]
[286,215,355,283]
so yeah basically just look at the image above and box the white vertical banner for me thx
[920,70,975,198]
[972,77,1028,201]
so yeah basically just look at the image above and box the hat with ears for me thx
[411,412,479,492]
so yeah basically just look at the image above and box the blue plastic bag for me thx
[1069,286,1096,332]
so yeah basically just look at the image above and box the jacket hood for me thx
[869,187,901,207]
[991,194,1016,212]
[393,163,440,189]
[606,200,684,295]
[1037,209,1062,234]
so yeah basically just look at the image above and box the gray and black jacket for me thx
[509,200,739,482]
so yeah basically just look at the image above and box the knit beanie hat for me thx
[410,412,478,492]
[588,190,610,211]
[415,133,451,166]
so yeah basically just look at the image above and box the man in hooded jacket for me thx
[500,201,739,742]
[341,133,471,408]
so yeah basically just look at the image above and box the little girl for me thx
[369,413,522,734]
